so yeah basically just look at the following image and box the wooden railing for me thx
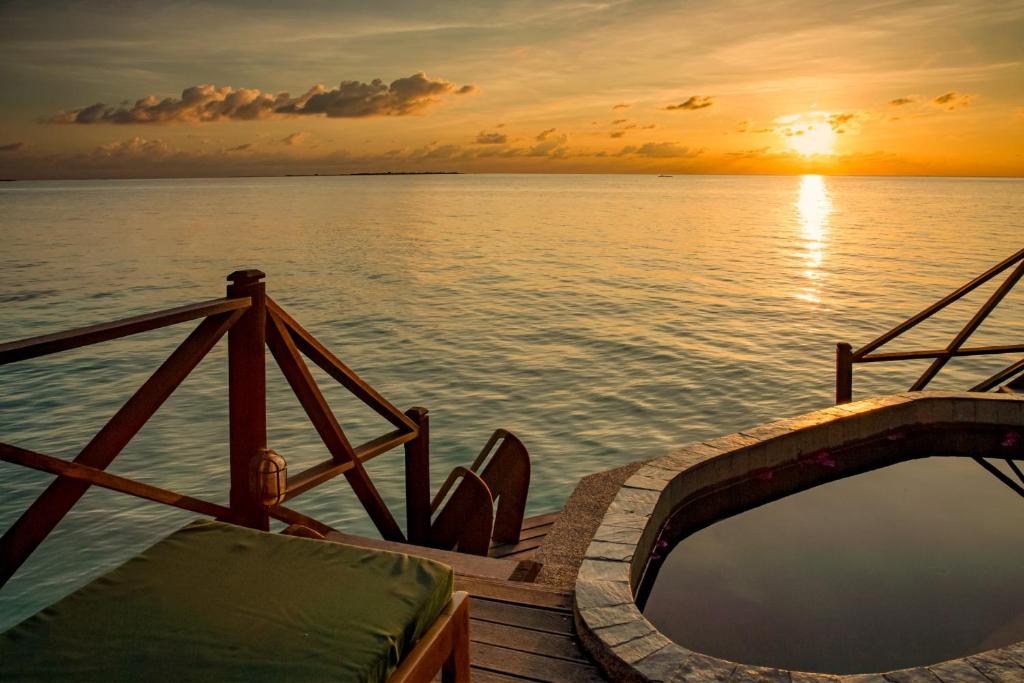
[0,270,432,588]
[836,247,1024,403]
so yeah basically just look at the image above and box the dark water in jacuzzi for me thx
[643,456,1024,675]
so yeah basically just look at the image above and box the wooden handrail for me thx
[0,270,435,588]
[858,343,1024,363]
[909,259,1024,390]
[0,309,243,587]
[852,247,1024,359]
[837,248,1024,403]
[0,443,233,520]
[0,297,250,366]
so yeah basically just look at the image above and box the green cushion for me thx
[0,520,454,682]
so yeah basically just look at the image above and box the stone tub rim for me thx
[573,391,1024,682]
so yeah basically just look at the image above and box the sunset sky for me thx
[0,0,1021,179]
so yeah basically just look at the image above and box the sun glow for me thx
[778,118,835,158]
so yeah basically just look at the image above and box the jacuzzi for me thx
[574,392,1024,682]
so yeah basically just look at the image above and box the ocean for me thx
[1,173,1021,627]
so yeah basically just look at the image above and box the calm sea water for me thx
[0,174,1021,628]
[643,456,1024,674]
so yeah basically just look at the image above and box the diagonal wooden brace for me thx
[0,310,243,588]
[265,308,405,542]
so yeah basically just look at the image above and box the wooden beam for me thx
[404,407,431,545]
[265,308,405,541]
[0,443,232,520]
[911,259,1024,391]
[0,310,242,588]
[389,591,470,683]
[268,505,337,537]
[283,428,417,501]
[266,297,417,432]
[0,298,250,366]
[858,343,1024,363]
[226,270,268,530]
[836,342,853,404]
[853,247,1024,359]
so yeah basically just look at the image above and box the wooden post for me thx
[836,342,853,404]
[227,269,269,530]
[404,406,431,545]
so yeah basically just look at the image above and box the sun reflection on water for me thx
[795,175,832,305]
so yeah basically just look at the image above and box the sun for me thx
[785,123,837,156]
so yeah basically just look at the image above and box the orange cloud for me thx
[51,73,476,124]
[931,91,973,111]
[618,142,702,158]
[665,96,714,111]
[476,131,508,144]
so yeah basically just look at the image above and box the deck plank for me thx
[471,641,605,683]
[471,619,590,663]
[490,539,545,559]
[521,512,560,530]
[455,575,573,610]
[471,598,576,635]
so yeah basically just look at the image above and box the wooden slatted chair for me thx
[427,429,531,556]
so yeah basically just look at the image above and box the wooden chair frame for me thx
[389,591,470,683]
[0,270,433,588]
[836,247,1024,403]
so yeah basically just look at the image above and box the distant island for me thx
[285,171,461,177]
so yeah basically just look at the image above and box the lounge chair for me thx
[0,520,470,682]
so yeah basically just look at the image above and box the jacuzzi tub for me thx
[574,392,1024,682]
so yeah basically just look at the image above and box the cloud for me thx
[527,132,569,157]
[475,131,508,144]
[282,132,308,146]
[0,142,25,152]
[612,103,631,110]
[226,143,255,153]
[610,131,625,138]
[612,119,628,125]
[736,120,751,132]
[618,142,702,158]
[665,96,714,111]
[90,137,169,159]
[889,96,916,106]
[51,73,477,124]
[535,128,557,141]
[931,91,973,111]
[827,112,862,132]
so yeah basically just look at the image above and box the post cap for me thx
[227,269,266,284]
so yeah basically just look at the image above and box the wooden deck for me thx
[454,574,606,682]
[312,512,608,682]
[488,511,559,561]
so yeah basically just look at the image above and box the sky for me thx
[0,0,1022,179]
